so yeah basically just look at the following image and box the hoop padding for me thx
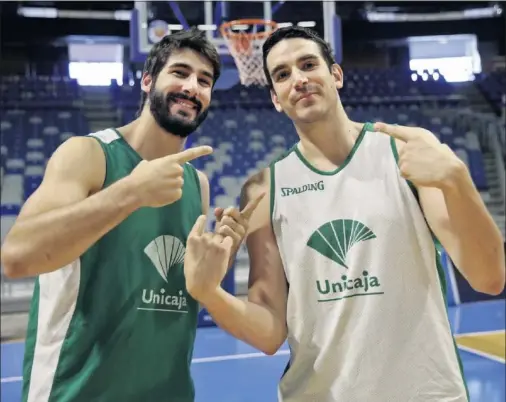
[220,19,278,87]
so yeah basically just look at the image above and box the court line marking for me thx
[457,345,505,364]
[1,377,21,384]
[193,349,290,364]
[0,349,291,384]
[455,329,505,337]
[3,329,504,383]
[0,341,24,346]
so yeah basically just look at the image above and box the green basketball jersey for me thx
[22,128,202,402]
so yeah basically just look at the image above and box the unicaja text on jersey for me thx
[316,270,383,302]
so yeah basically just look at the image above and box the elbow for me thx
[259,332,287,356]
[260,344,283,356]
[477,279,505,296]
[463,248,506,296]
[1,245,31,279]
[470,273,505,296]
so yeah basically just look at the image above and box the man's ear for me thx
[271,89,283,113]
[332,64,343,90]
[141,73,153,95]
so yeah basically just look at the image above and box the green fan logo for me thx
[307,219,384,303]
[307,219,376,268]
[139,235,189,313]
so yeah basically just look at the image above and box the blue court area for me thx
[1,299,504,402]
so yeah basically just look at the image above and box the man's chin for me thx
[163,122,197,138]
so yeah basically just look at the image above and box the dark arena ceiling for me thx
[0,1,503,45]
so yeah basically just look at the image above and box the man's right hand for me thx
[128,145,213,208]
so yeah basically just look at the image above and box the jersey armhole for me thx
[389,136,419,202]
[389,136,444,252]
[85,134,108,191]
[186,164,203,214]
[269,163,276,231]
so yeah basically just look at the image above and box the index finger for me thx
[190,215,207,236]
[240,191,266,220]
[172,146,213,164]
[374,122,415,142]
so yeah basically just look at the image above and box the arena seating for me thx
[476,69,506,114]
[0,69,503,236]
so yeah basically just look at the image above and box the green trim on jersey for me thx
[293,122,372,176]
[389,135,469,401]
[269,163,276,229]
[21,129,203,402]
[269,122,373,222]
[268,145,296,228]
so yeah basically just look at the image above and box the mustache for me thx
[166,92,203,114]
[296,83,319,94]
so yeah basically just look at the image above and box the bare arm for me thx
[199,169,288,355]
[396,138,505,295]
[1,136,142,278]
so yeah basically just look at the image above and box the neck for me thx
[296,103,363,168]
[117,111,187,160]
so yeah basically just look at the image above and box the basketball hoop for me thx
[220,19,278,87]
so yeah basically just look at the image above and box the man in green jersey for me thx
[1,28,247,402]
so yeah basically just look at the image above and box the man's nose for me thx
[181,75,199,97]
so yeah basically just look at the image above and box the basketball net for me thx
[220,19,278,87]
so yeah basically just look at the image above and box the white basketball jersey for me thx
[271,123,468,402]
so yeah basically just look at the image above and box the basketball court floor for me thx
[1,299,504,402]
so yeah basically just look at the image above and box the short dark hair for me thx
[137,27,221,115]
[262,26,336,89]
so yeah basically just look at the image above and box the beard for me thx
[148,88,209,138]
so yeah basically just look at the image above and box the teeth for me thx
[175,100,194,109]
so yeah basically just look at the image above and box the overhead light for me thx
[18,7,58,18]
[197,24,217,30]
[366,6,502,22]
[297,21,316,28]
[17,6,132,21]
[114,10,131,21]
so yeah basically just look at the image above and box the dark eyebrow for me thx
[269,54,319,78]
[169,62,214,80]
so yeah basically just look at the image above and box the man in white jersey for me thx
[184,27,505,402]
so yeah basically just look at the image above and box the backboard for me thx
[130,1,342,68]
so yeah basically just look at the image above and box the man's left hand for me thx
[214,191,265,254]
[374,122,467,190]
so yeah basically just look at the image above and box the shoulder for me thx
[238,168,272,233]
[49,135,105,176]
[240,168,270,209]
[60,134,104,154]
[39,135,105,195]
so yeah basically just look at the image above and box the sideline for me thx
[1,349,291,384]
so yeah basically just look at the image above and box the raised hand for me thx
[184,215,234,303]
[128,146,213,208]
[214,191,265,253]
[374,122,465,190]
